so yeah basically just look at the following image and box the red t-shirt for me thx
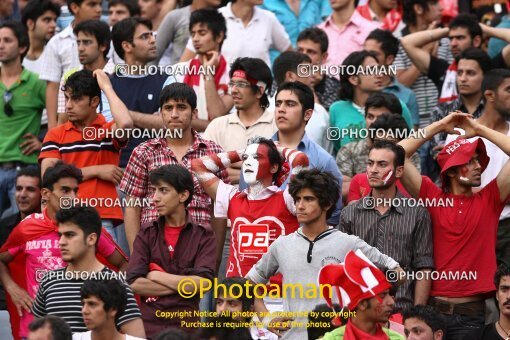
[164,225,185,258]
[419,176,505,297]
[347,173,410,203]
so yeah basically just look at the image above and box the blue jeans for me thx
[101,219,130,257]
[0,167,18,219]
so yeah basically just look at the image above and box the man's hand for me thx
[93,69,113,91]
[20,133,42,155]
[201,51,220,69]
[6,283,33,316]
[436,111,473,137]
[267,316,293,338]
[96,165,124,185]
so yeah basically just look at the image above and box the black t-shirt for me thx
[468,323,504,340]
[0,212,22,310]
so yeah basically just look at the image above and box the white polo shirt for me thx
[186,3,291,66]
[39,24,81,83]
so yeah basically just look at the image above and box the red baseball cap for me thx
[437,138,490,186]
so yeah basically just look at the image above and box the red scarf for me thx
[182,55,227,88]
[439,60,458,103]
[344,320,389,340]
[0,209,127,340]
[357,3,402,32]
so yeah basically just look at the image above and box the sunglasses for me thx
[3,91,13,117]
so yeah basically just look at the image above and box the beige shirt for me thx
[203,109,278,152]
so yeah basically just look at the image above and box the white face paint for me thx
[242,143,260,185]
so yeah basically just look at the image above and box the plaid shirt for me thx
[119,130,229,227]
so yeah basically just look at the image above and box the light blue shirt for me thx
[239,132,343,225]
[383,79,420,126]
[260,0,331,62]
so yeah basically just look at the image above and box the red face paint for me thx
[382,170,394,186]
[459,166,470,182]
[255,144,272,181]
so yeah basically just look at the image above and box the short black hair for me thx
[402,305,445,333]
[339,51,378,101]
[217,277,254,313]
[307,304,342,340]
[458,47,492,74]
[275,81,314,118]
[482,69,510,93]
[273,51,311,86]
[149,164,194,207]
[365,92,402,116]
[56,206,102,246]
[112,17,152,59]
[21,0,61,28]
[402,0,438,26]
[159,82,197,110]
[81,279,127,324]
[153,328,194,340]
[246,137,283,183]
[189,8,226,46]
[289,169,340,219]
[28,315,72,340]
[74,20,111,59]
[16,166,41,188]
[297,27,329,54]
[370,140,406,168]
[63,69,101,102]
[369,113,409,142]
[67,0,87,15]
[365,29,399,58]
[198,316,252,339]
[449,14,482,40]
[108,0,141,17]
[42,161,83,191]
[230,57,273,109]
[0,21,30,62]
[494,263,510,289]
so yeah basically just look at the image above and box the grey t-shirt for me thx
[156,5,192,65]
[247,228,399,340]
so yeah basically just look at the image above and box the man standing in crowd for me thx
[0,162,128,339]
[401,14,510,103]
[469,264,510,339]
[120,83,228,252]
[128,165,216,337]
[40,0,102,129]
[138,0,162,31]
[296,27,340,111]
[443,70,510,268]
[403,305,445,340]
[0,21,45,220]
[317,0,378,68]
[364,29,420,129]
[357,0,401,32]
[398,112,510,339]
[176,8,233,131]
[73,279,146,340]
[32,205,144,337]
[108,0,139,27]
[340,140,433,311]
[271,81,342,223]
[39,69,132,252]
[21,0,60,75]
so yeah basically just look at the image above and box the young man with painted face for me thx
[191,137,308,286]
[0,162,128,339]
[403,305,445,340]
[246,170,404,339]
[32,205,144,337]
[398,112,510,339]
[73,279,145,340]
[340,140,433,312]
[468,264,510,340]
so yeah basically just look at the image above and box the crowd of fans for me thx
[1,0,510,339]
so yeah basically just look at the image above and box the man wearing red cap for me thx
[320,249,404,340]
[398,111,510,339]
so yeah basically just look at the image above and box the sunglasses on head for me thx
[3,91,13,117]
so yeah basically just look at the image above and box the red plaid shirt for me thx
[119,130,229,227]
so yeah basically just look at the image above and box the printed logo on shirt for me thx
[238,224,269,254]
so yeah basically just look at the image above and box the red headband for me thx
[232,70,267,91]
